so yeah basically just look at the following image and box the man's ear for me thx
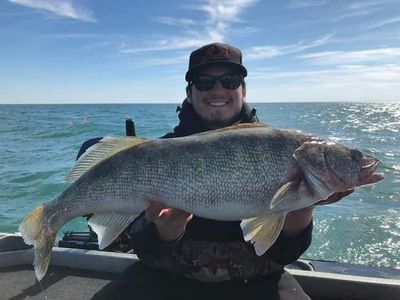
[242,82,247,102]
[186,86,192,104]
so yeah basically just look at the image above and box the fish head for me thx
[294,141,384,197]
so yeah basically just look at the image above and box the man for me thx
[92,43,352,300]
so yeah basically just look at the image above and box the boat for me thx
[1,232,399,300]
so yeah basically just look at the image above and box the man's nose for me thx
[210,79,225,92]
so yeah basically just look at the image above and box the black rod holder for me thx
[125,118,136,136]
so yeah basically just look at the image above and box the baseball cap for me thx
[185,43,248,82]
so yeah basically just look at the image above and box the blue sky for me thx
[1,0,399,103]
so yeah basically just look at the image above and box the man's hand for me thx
[282,189,355,237]
[145,201,193,242]
[317,189,355,206]
[282,207,314,237]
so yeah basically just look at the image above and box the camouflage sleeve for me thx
[266,220,313,265]
[127,213,183,258]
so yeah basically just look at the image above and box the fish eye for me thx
[350,149,363,160]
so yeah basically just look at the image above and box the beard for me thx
[201,110,242,129]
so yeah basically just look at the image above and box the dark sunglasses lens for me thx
[193,74,243,91]
[220,74,242,89]
[193,77,216,91]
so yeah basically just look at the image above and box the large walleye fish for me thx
[19,123,383,280]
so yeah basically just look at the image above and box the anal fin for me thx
[88,213,140,249]
[241,213,286,256]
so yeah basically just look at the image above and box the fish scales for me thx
[18,124,384,281]
[44,127,299,228]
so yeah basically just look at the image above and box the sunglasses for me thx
[191,74,243,92]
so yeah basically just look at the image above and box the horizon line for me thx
[1,100,399,105]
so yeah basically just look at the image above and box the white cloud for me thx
[299,48,400,65]
[245,33,334,60]
[121,0,258,54]
[120,38,210,54]
[332,8,379,22]
[152,16,195,27]
[328,1,395,22]
[137,54,189,67]
[0,10,38,17]
[248,64,400,101]
[367,16,400,30]
[251,64,400,82]
[197,0,257,23]
[41,33,101,39]
[7,0,96,22]
[193,0,258,41]
[286,0,328,9]
[347,0,393,10]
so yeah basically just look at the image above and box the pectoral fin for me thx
[301,167,334,201]
[88,213,140,249]
[270,177,326,211]
[241,213,286,256]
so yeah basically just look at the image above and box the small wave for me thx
[8,170,58,184]
[327,136,355,142]
[384,152,395,157]
[380,164,400,174]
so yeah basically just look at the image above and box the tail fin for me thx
[18,205,56,281]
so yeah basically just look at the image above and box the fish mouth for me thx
[359,156,384,185]
[324,154,384,189]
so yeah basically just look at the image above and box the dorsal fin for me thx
[193,122,268,136]
[66,136,148,182]
[223,122,267,131]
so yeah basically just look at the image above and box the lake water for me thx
[0,102,399,268]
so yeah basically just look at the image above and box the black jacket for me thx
[76,101,312,269]
[128,100,312,267]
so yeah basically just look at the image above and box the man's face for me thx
[187,65,246,129]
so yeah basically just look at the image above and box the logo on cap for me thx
[201,45,230,63]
